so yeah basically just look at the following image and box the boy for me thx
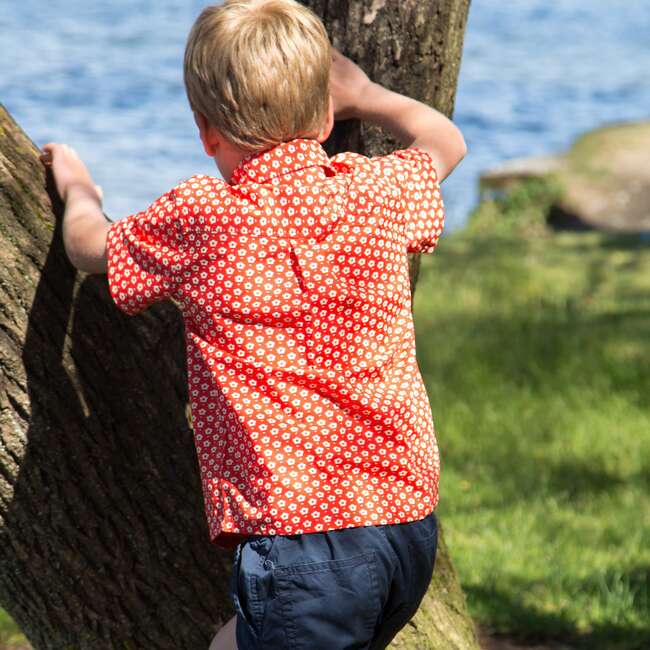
[41,1,466,648]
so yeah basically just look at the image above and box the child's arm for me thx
[330,48,467,181]
[41,143,189,316]
[41,143,110,274]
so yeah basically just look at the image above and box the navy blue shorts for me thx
[228,509,438,649]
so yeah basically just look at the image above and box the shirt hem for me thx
[209,495,439,548]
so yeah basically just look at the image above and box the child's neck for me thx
[215,146,252,185]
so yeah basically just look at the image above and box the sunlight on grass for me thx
[0,609,29,649]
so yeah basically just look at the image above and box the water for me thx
[445,0,650,230]
[1,1,649,231]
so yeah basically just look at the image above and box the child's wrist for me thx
[64,182,101,205]
[353,81,409,129]
[351,81,384,121]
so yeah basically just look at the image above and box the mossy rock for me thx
[479,120,650,233]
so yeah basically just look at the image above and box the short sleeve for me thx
[106,188,189,316]
[372,146,446,254]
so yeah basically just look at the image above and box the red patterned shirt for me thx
[106,137,445,549]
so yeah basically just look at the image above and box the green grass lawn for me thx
[1,180,648,649]
[414,180,650,650]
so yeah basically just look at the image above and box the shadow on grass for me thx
[466,565,650,650]
[590,235,650,253]
[537,457,626,500]
[417,304,650,410]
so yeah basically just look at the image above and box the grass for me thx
[413,180,650,649]
[1,179,648,649]
[0,610,28,650]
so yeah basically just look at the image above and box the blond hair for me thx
[183,0,331,152]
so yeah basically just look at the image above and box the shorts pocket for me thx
[230,540,274,641]
[230,544,256,633]
[274,552,381,650]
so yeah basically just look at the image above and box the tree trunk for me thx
[0,1,476,648]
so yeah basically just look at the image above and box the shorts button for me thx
[263,559,273,570]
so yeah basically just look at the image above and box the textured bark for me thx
[0,1,475,648]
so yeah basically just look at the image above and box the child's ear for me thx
[194,110,220,157]
[316,96,335,143]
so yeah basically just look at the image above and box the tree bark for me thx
[0,1,476,648]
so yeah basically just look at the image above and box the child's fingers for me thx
[40,142,61,165]
[39,142,82,166]
[41,142,77,156]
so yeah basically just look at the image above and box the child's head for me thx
[183,0,332,154]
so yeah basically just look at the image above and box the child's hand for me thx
[40,142,102,204]
[329,47,373,121]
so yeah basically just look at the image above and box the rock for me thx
[479,120,650,233]
[479,154,567,196]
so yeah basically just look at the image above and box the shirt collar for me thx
[228,137,332,186]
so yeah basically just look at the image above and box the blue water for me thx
[1,1,649,231]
